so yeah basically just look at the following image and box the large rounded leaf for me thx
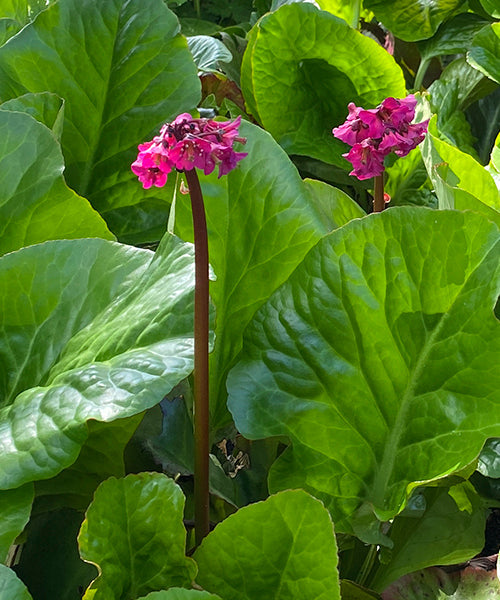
[194,490,340,600]
[174,121,363,432]
[0,110,113,256]
[241,3,406,166]
[79,474,196,599]
[227,208,500,536]
[0,484,33,562]
[0,234,196,490]
[364,0,467,42]
[0,0,200,215]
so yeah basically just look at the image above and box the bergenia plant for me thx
[132,113,247,545]
[333,95,428,211]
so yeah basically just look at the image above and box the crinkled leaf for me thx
[175,121,355,432]
[1,92,65,139]
[364,0,467,42]
[467,23,500,84]
[0,0,200,215]
[14,508,97,599]
[194,489,341,600]
[0,233,197,490]
[418,13,490,62]
[241,3,406,166]
[372,483,486,591]
[187,35,232,73]
[227,208,500,536]
[0,565,32,600]
[0,110,113,256]
[421,116,500,211]
[138,591,222,600]
[0,484,33,562]
[79,473,197,599]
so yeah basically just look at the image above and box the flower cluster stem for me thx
[185,168,210,546]
[373,174,385,213]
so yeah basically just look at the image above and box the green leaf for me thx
[467,23,500,84]
[477,438,500,477]
[174,121,351,432]
[418,13,490,63]
[227,208,500,536]
[14,508,97,600]
[194,489,341,600]
[0,233,197,490]
[0,110,113,256]
[421,116,500,212]
[1,92,65,139]
[480,0,500,18]
[138,591,222,600]
[0,484,33,562]
[372,483,486,591]
[187,35,232,72]
[79,473,197,599]
[0,0,201,214]
[303,179,366,229]
[0,565,32,600]
[364,0,467,42]
[241,3,406,166]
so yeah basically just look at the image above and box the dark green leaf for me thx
[79,473,197,599]
[364,0,467,42]
[1,92,65,139]
[241,3,406,166]
[0,110,113,256]
[0,0,201,214]
[194,489,341,600]
[467,23,500,84]
[479,0,500,18]
[0,233,197,490]
[478,438,500,478]
[227,208,500,537]
[372,483,486,591]
[0,484,33,562]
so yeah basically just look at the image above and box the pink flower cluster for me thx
[332,95,428,180]
[132,113,247,189]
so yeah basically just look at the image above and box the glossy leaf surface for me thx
[0,484,33,562]
[0,0,200,214]
[467,23,500,85]
[228,208,500,535]
[0,110,112,256]
[241,3,406,166]
[79,473,197,599]
[138,591,222,600]
[0,565,32,600]
[0,234,196,490]
[194,489,341,600]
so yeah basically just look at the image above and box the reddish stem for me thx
[185,169,210,546]
[373,174,385,213]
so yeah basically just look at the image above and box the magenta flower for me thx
[332,94,428,180]
[132,114,247,189]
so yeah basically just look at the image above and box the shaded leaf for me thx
[0,0,201,214]
[1,92,65,139]
[0,484,33,562]
[194,489,341,600]
[479,0,500,18]
[227,208,500,536]
[0,110,113,256]
[79,473,197,599]
[188,35,232,73]
[364,0,467,42]
[0,233,197,490]
[372,483,486,591]
[241,3,406,166]
[478,438,500,478]
[467,23,500,84]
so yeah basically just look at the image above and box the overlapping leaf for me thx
[0,0,200,217]
[227,208,500,536]
[194,490,341,600]
[0,565,32,600]
[364,0,467,42]
[79,474,196,599]
[467,23,500,85]
[240,3,406,166]
[175,120,362,432]
[0,484,33,561]
[0,233,197,490]
[0,110,113,256]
